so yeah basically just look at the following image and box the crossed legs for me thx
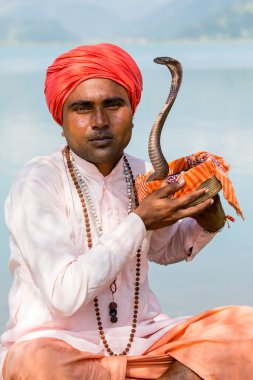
[3,337,202,380]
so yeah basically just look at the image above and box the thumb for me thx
[156,179,186,198]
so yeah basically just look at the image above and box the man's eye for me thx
[74,106,91,112]
[106,101,123,109]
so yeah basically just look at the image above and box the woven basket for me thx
[185,176,222,208]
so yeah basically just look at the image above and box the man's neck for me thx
[70,148,124,177]
[94,160,121,177]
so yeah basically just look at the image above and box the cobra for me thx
[147,57,183,182]
[146,57,222,206]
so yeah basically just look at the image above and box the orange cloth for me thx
[3,306,253,380]
[135,151,243,219]
[44,43,143,125]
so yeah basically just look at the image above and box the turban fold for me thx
[44,43,143,125]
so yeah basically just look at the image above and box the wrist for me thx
[203,225,224,233]
[200,219,226,233]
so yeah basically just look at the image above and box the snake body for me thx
[147,57,183,182]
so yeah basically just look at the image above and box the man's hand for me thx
[134,180,218,230]
[192,194,226,233]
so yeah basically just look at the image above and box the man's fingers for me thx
[155,180,186,198]
[178,187,209,208]
[181,197,214,218]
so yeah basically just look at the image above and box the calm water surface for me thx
[1,41,253,332]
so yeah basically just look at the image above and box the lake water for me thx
[1,41,253,333]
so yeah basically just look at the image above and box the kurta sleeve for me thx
[5,161,146,317]
[148,217,216,265]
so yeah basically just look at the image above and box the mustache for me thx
[88,133,113,141]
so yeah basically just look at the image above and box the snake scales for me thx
[147,57,183,182]
[146,57,222,206]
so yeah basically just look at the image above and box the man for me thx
[1,43,252,380]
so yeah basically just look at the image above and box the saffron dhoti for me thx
[3,305,253,380]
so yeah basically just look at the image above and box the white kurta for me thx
[0,147,215,373]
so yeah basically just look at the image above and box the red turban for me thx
[44,43,143,126]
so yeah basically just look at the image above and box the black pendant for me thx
[109,302,118,323]
[110,315,118,323]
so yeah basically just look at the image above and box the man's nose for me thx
[92,107,109,129]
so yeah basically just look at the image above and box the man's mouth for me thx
[89,136,112,141]
[89,135,113,145]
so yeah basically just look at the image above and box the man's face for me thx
[62,78,133,175]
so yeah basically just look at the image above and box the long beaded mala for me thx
[65,146,141,356]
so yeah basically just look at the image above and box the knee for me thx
[3,338,59,379]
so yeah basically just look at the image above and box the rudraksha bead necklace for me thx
[65,146,141,355]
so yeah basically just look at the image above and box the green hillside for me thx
[0,19,76,44]
[0,0,253,44]
[178,3,253,40]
